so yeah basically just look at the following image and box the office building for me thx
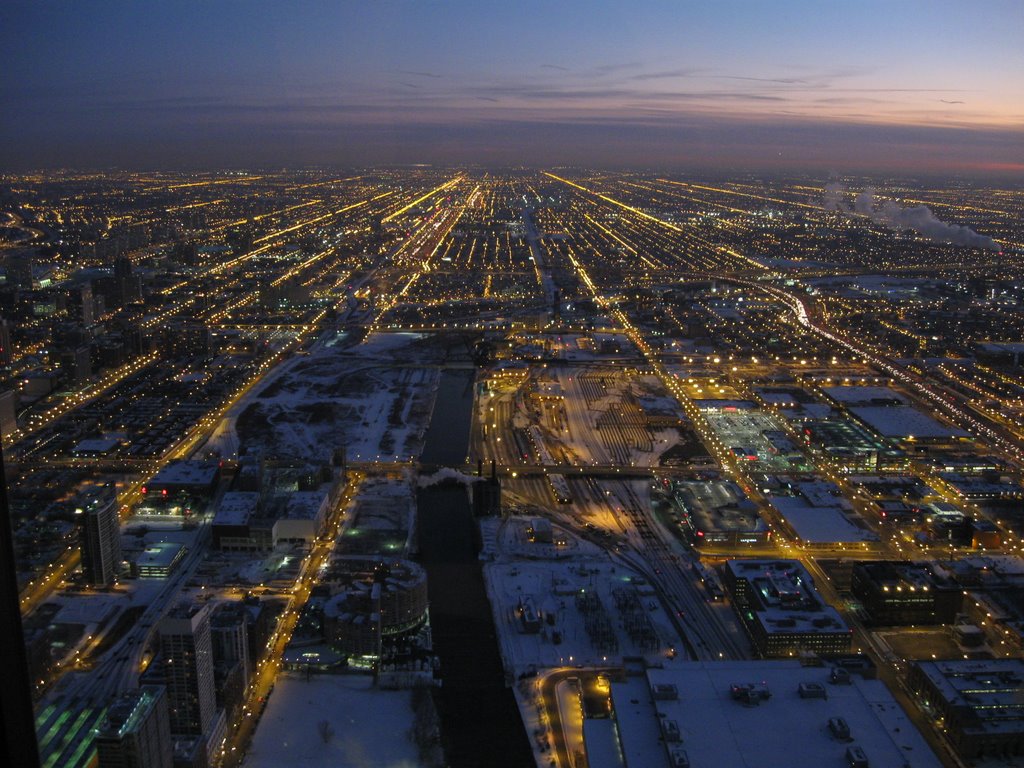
[80,485,122,585]
[0,389,17,440]
[60,344,92,385]
[723,559,852,657]
[94,686,173,768]
[908,659,1024,760]
[0,317,12,367]
[159,603,219,738]
[472,460,501,516]
[850,561,962,625]
[211,601,251,683]
[1,428,40,766]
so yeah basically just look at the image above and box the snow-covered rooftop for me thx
[849,405,969,439]
[242,675,420,768]
[771,495,877,544]
[821,386,907,405]
[611,661,943,768]
[213,491,260,527]
[148,460,219,488]
[285,490,329,520]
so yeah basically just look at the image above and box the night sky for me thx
[2,0,1021,174]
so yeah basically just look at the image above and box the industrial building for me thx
[723,559,852,657]
[667,479,769,546]
[850,561,962,625]
[599,661,941,768]
[908,658,1024,761]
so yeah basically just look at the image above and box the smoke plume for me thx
[822,183,998,250]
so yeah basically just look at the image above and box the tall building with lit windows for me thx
[723,559,852,657]
[159,603,225,757]
[80,485,122,586]
[0,317,12,367]
[94,685,173,768]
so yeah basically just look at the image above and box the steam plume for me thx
[822,183,998,250]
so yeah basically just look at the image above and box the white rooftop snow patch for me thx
[623,662,942,768]
[243,675,419,768]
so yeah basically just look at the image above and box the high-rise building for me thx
[210,602,252,721]
[113,255,133,283]
[94,686,173,768]
[113,256,140,304]
[159,603,219,738]
[82,283,95,324]
[60,344,92,385]
[0,390,17,440]
[210,601,251,683]
[80,485,122,586]
[472,460,501,517]
[6,252,34,289]
[0,317,12,367]
[160,322,211,358]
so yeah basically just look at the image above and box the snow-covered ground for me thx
[481,517,677,677]
[201,332,443,463]
[528,367,684,468]
[243,675,421,768]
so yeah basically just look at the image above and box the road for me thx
[536,667,620,768]
[221,472,363,766]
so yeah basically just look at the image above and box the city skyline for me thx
[2,0,1022,174]
[4,166,1024,768]
[3,3,1024,767]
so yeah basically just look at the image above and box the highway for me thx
[748,278,1024,467]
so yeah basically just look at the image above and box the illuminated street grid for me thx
[3,169,1023,768]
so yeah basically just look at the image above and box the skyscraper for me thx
[75,282,95,325]
[94,686,173,768]
[113,255,142,305]
[0,317,12,367]
[210,601,251,685]
[210,601,251,722]
[159,603,225,751]
[80,485,122,586]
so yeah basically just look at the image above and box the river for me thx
[417,483,533,767]
[420,368,476,466]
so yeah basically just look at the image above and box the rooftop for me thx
[725,559,851,636]
[769,485,877,545]
[821,385,907,405]
[94,686,164,739]
[136,541,185,569]
[849,405,969,440]
[285,490,329,520]
[914,659,1024,735]
[213,491,260,527]
[611,661,943,768]
[71,437,120,454]
[853,561,954,591]
[147,459,220,489]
